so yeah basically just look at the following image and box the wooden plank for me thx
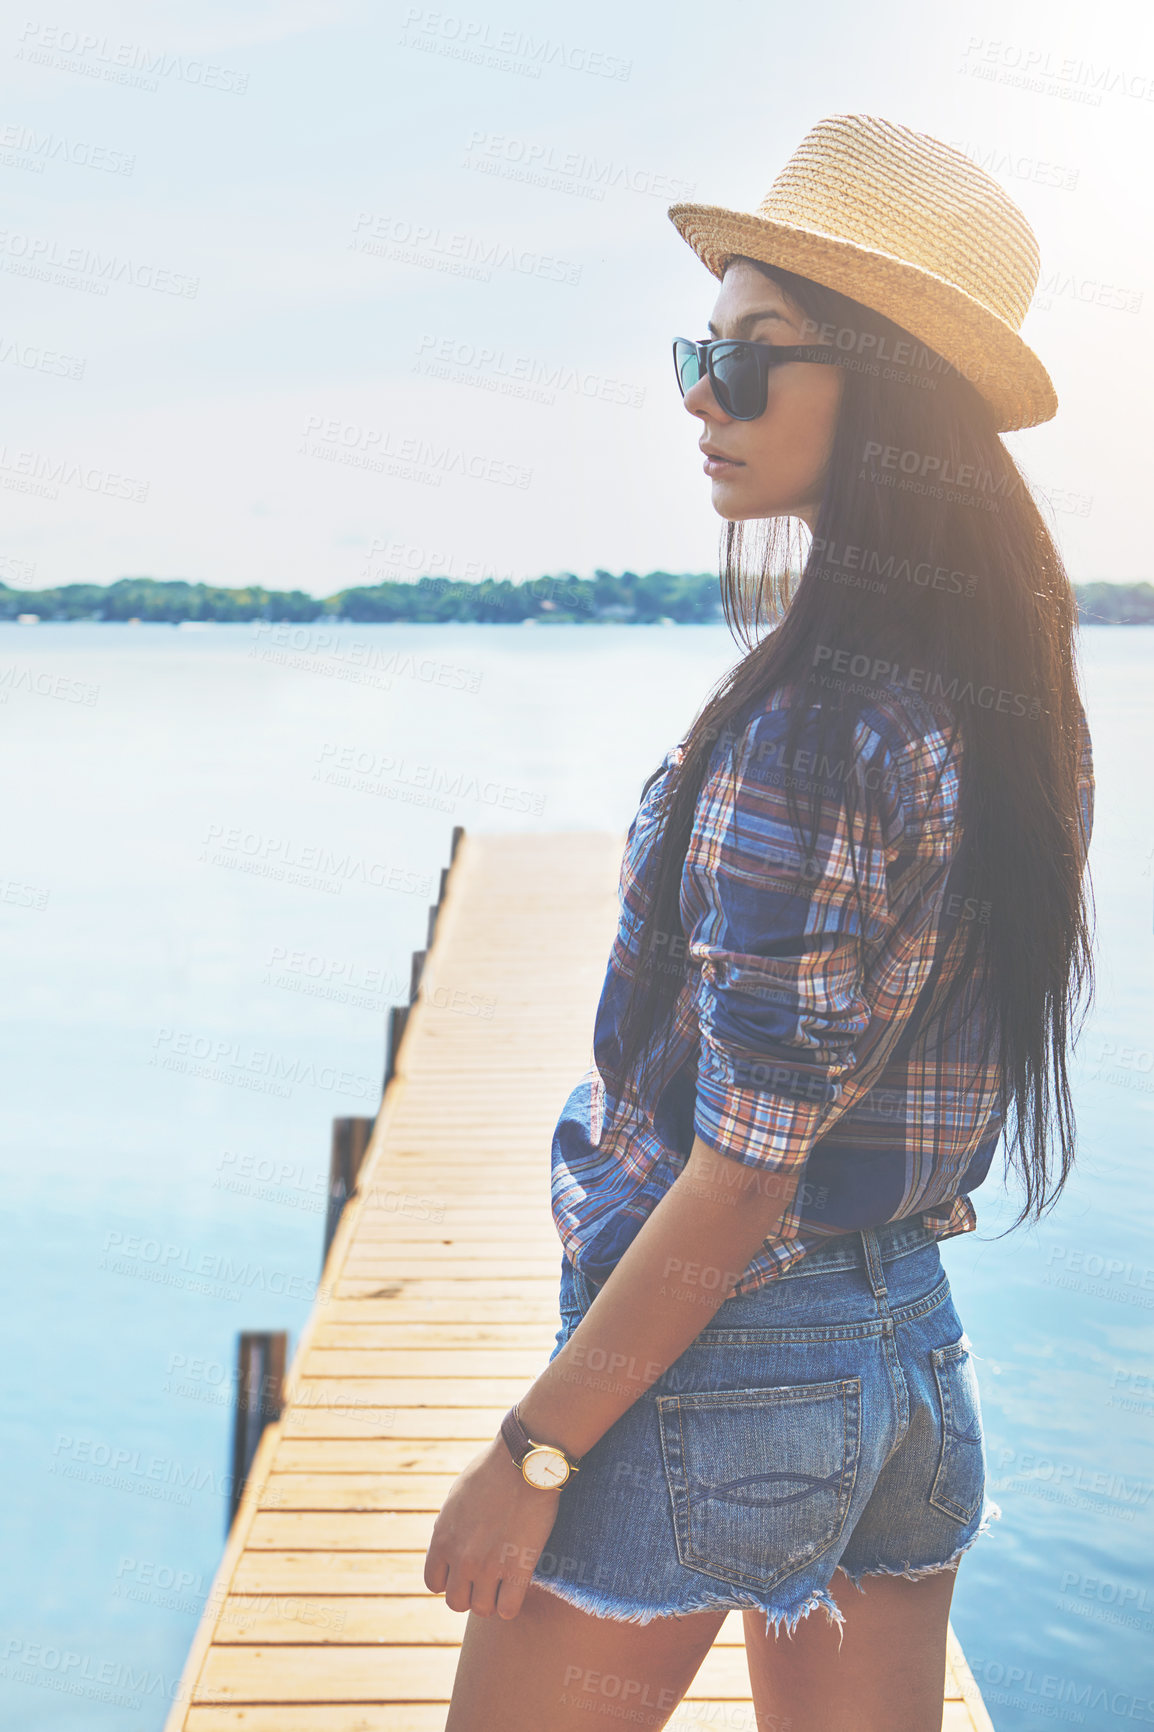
[298,1348,555,1377]
[311,1299,563,1323]
[310,1322,555,1346]
[186,1710,972,1732]
[191,1639,761,1702]
[213,1593,482,1644]
[231,1552,435,1595]
[184,1710,468,1730]
[191,1644,461,1703]
[259,1475,452,1511]
[289,1378,554,1407]
[332,1280,562,1302]
[270,1440,489,1473]
[211,1596,755,1647]
[246,1511,437,1547]
[336,1271,560,1291]
[279,1407,508,1441]
[353,1206,550,1223]
[336,1258,562,1278]
[348,1224,556,1243]
[184,1709,965,1732]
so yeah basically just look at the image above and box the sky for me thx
[1,0,1151,598]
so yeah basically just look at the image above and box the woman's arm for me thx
[423,1135,803,1617]
[516,1132,801,1460]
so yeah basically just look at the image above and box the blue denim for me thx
[530,1215,1001,1641]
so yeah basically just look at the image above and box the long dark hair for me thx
[610,259,1096,1231]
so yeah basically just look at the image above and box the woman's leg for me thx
[743,1563,959,1732]
[444,1582,729,1731]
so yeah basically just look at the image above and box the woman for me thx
[427,114,1096,1732]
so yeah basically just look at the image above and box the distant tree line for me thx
[0,572,1151,625]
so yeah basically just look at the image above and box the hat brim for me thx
[667,202,1057,433]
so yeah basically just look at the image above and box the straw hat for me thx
[667,114,1056,432]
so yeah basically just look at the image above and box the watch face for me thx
[523,1447,570,1489]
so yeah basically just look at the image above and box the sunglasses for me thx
[672,336,847,421]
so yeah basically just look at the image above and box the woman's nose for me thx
[682,375,727,420]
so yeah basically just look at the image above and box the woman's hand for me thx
[423,1433,563,1619]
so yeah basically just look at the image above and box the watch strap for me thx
[500,1405,582,1472]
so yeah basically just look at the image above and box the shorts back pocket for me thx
[928,1336,985,1525]
[655,1377,861,1592]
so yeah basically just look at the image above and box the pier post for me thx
[410,948,426,1000]
[321,1115,375,1266]
[384,825,465,1094]
[383,1004,408,1094]
[228,1330,286,1530]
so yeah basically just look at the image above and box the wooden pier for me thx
[163,830,995,1731]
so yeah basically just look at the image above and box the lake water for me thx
[0,621,1149,1730]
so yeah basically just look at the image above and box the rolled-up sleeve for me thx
[685,701,955,1182]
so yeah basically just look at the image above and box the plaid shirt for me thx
[551,675,1095,1295]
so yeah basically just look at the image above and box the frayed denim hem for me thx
[530,1571,848,1650]
[756,1585,847,1649]
[838,1495,1003,1592]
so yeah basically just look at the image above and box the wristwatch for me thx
[500,1404,583,1489]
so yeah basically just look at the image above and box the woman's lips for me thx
[703,454,744,477]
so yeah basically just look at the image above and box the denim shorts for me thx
[530,1214,1001,1640]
